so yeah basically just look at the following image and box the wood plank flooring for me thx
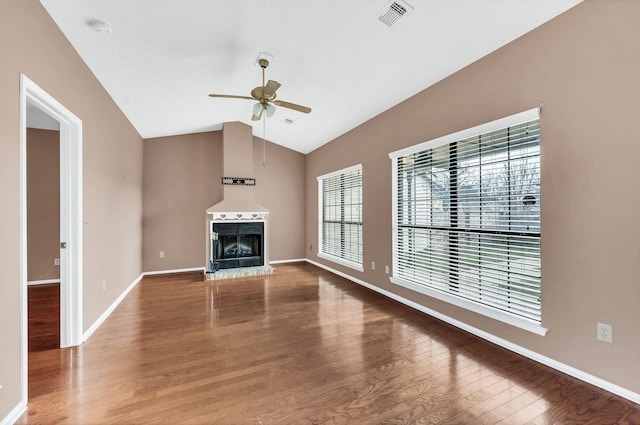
[28,283,60,352]
[18,263,640,424]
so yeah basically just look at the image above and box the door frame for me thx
[19,74,83,402]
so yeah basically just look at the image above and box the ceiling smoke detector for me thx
[377,1,413,27]
[90,19,112,33]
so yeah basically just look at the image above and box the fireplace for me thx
[205,122,270,274]
[212,222,264,269]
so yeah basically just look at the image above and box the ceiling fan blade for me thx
[263,80,281,98]
[273,100,312,114]
[208,94,254,100]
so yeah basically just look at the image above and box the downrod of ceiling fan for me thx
[259,59,269,87]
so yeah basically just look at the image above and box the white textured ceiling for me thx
[38,0,582,154]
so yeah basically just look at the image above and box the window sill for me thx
[317,252,364,272]
[390,276,548,336]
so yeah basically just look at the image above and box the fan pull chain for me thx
[261,61,267,167]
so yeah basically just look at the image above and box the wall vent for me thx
[282,118,294,125]
[378,1,413,27]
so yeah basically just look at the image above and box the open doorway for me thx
[26,111,61,352]
[19,75,83,405]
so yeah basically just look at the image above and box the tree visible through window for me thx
[390,110,541,323]
[317,164,363,271]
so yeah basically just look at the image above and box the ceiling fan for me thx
[208,58,311,121]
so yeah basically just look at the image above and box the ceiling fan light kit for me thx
[265,104,276,118]
[252,102,262,117]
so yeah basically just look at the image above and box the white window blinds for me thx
[318,164,363,270]
[390,109,541,323]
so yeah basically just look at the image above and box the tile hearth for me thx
[206,265,275,281]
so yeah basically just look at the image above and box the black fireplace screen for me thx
[212,222,264,269]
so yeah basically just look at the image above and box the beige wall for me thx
[0,0,143,419]
[306,0,640,393]
[142,131,306,272]
[143,131,223,271]
[27,129,60,282]
[253,136,306,261]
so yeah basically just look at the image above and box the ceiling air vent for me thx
[378,1,413,27]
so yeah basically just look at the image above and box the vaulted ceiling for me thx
[39,0,582,154]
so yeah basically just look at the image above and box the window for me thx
[317,164,363,271]
[389,109,544,334]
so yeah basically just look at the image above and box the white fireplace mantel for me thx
[206,197,269,221]
[207,211,268,221]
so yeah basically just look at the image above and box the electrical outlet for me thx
[597,322,613,344]
[102,280,106,292]
[371,261,376,270]
[54,258,60,266]
[385,265,389,274]
[159,251,165,258]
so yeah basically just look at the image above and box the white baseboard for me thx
[305,258,640,404]
[0,401,26,425]
[27,279,60,286]
[270,258,306,264]
[142,266,205,276]
[82,273,144,342]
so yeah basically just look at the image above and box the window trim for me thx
[390,275,547,335]
[389,108,548,335]
[317,164,364,272]
[390,108,540,158]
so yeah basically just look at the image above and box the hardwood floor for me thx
[28,283,60,352]
[18,263,640,424]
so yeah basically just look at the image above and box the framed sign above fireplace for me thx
[221,176,256,186]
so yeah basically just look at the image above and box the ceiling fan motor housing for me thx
[251,86,276,102]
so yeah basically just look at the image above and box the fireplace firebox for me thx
[212,222,264,269]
